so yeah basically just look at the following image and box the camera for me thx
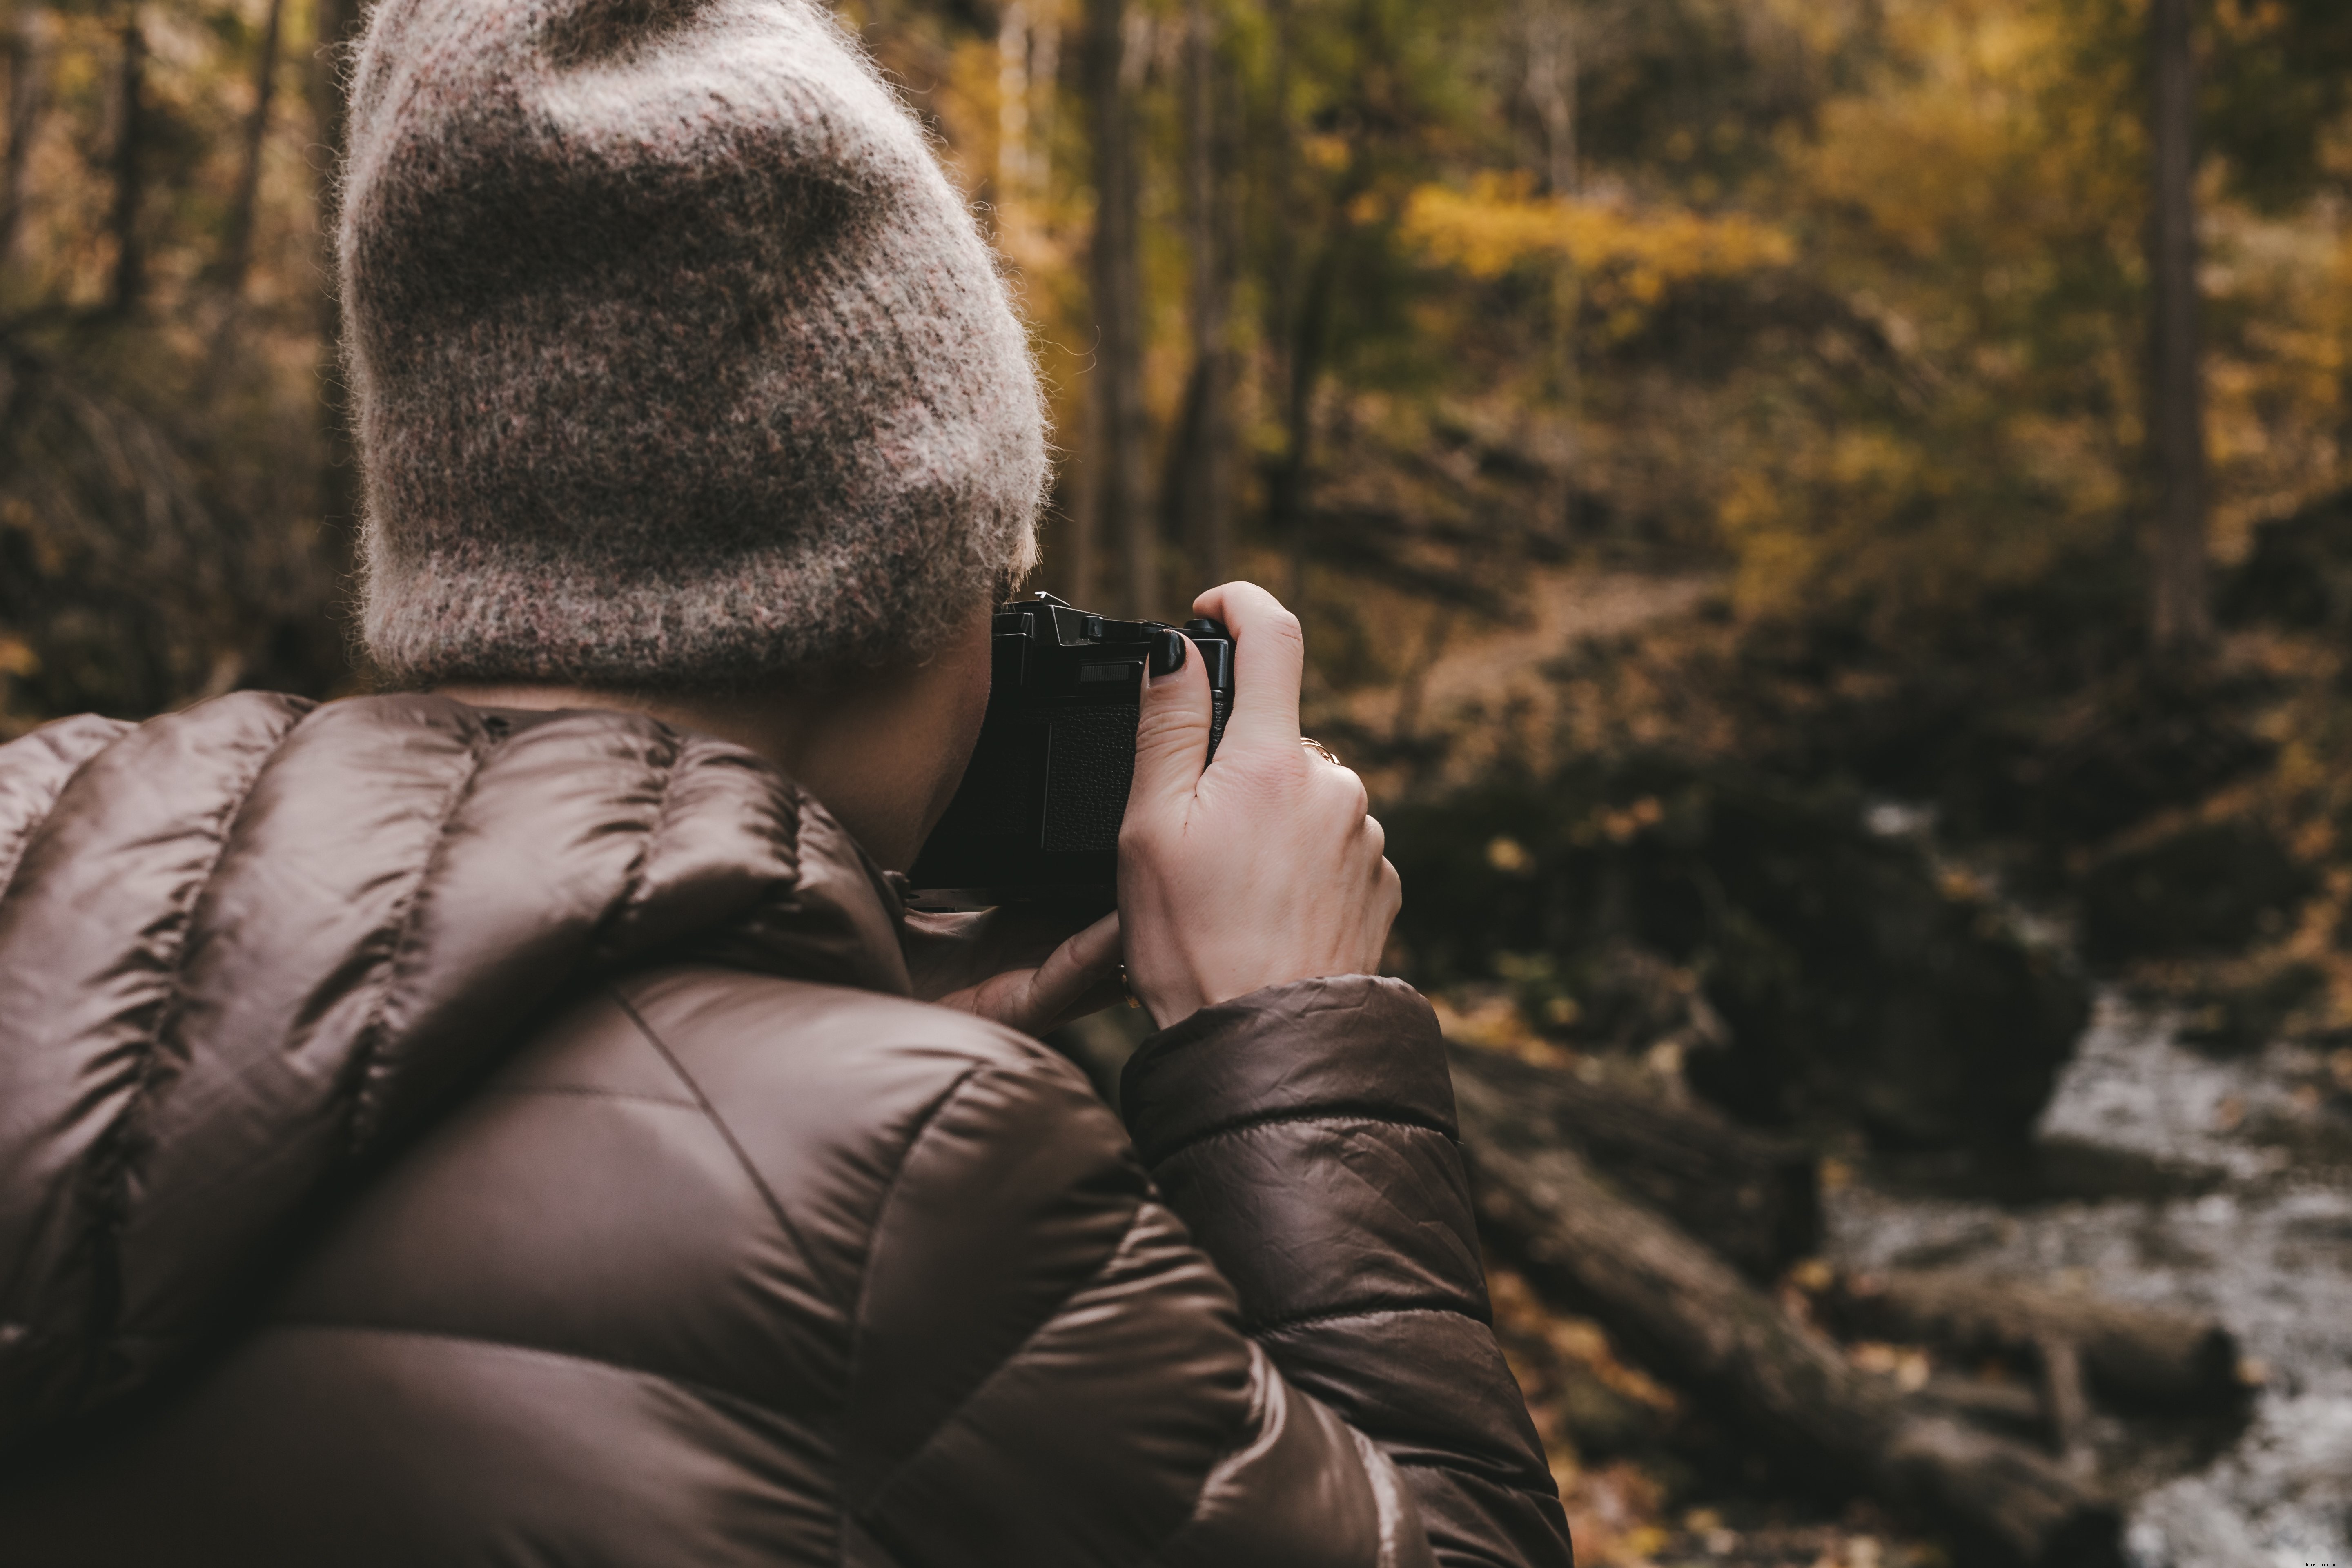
[908,593,1234,903]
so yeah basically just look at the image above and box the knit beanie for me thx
[341,0,1046,686]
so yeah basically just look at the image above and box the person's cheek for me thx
[924,606,997,836]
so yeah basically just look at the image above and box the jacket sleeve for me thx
[1121,976,1575,1568]
[837,982,1571,1568]
[835,1036,1440,1568]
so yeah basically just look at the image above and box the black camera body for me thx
[908,593,1234,903]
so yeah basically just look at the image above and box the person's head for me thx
[337,0,1043,861]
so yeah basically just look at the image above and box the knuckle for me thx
[1318,764,1369,815]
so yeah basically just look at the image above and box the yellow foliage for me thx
[1402,174,1793,328]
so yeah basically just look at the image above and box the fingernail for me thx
[1149,628,1187,678]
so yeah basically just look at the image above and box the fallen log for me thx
[1826,1268,2247,1413]
[1915,1375,2047,1442]
[1446,1042,1819,1280]
[1452,1065,2123,1568]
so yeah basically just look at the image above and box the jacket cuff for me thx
[1118,976,1457,1167]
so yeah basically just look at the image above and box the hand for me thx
[1118,581,1401,1027]
[908,906,1127,1036]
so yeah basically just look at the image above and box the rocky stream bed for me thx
[1830,991,2352,1568]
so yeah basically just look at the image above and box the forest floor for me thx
[1463,973,2352,1566]
[1314,529,2352,1565]
[1441,980,1958,1568]
[1308,572,1960,1565]
[1319,568,1720,796]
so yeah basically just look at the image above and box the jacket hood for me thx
[0,692,910,1457]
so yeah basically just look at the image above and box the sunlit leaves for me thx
[1403,172,1793,336]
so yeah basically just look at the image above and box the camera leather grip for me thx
[1041,705,1138,853]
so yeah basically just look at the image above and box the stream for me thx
[1826,989,2352,1568]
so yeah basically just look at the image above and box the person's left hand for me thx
[905,905,1127,1036]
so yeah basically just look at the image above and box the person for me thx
[0,1,1573,1563]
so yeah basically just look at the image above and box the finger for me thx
[1128,622,1215,821]
[1021,910,1124,1025]
[900,907,986,1001]
[1192,581,1304,753]
[1040,969,1133,1034]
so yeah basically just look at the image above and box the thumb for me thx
[1129,628,1213,820]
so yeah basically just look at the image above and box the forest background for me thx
[4,0,2352,1561]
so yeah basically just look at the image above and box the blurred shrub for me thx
[1388,760,2089,1150]
[2080,820,2314,965]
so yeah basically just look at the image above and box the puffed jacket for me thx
[0,692,1572,1566]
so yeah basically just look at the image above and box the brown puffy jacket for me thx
[0,693,1572,1567]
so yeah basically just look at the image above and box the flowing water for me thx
[1826,991,2352,1568]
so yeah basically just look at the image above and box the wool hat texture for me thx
[341,0,1046,686]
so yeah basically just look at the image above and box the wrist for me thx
[1119,975,1450,1152]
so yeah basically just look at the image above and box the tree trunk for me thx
[996,1,1033,202]
[1268,219,1350,617]
[1826,1268,2247,1413]
[0,7,48,265]
[1164,0,1230,591]
[1029,17,1058,165]
[1262,0,1307,610]
[1452,1066,2125,1567]
[105,8,145,317]
[2146,0,2210,656]
[1085,0,1152,617]
[219,0,286,301]
[1446,1044,1819,1281]
[1522,0,1576,196]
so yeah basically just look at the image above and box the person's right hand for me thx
[1117,582,1401,1028]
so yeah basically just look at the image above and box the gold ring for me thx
[1119,964,1142,1010]
[1300,737,1341,767]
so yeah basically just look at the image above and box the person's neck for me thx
[434,668,970,873]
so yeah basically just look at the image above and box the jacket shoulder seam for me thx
[848,1192,1154,1518]
[842,1062,985,1382]
[604,982,832,1302]
[835,1060,989,1544]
